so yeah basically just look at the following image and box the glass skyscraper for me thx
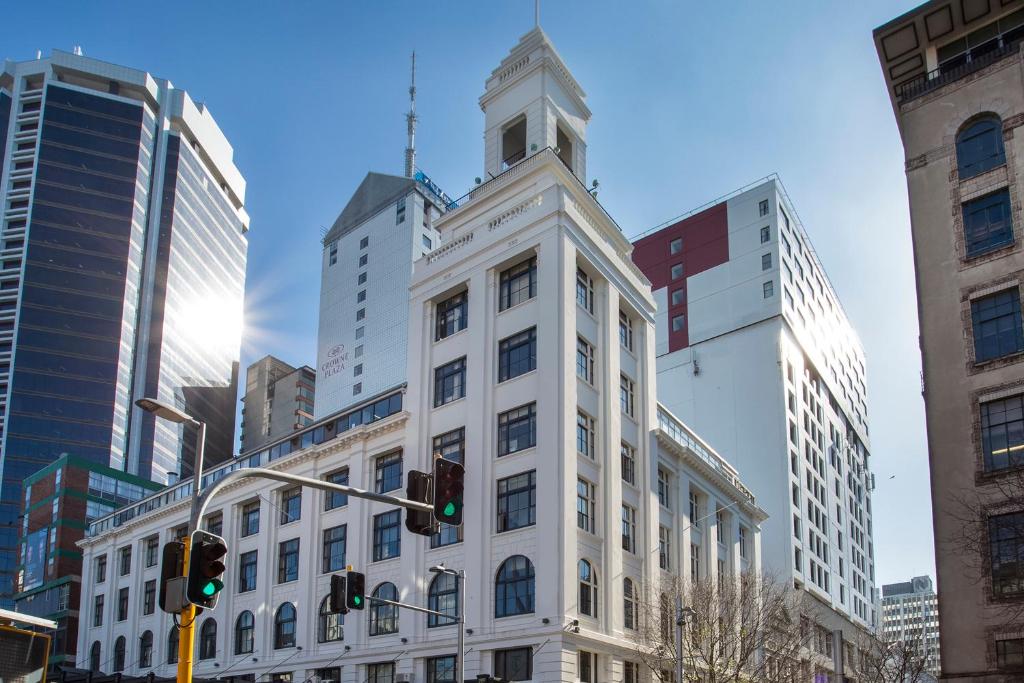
[0,50,248,607]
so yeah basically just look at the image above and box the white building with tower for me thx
[76,22,768,683]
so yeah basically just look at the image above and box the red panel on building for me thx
[632,201,730,351]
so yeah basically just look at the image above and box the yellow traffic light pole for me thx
[177,534,196,683]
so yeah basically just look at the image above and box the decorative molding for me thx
[426,232,474,264]
[487,194,543,232]
[498,55,529,84]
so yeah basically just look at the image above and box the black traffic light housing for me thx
[433,458,465,526]
[186,530,227,609]
[345,570,366,611]
[405,470,436,536]
[329,574,349,614]
[158,541,185,613]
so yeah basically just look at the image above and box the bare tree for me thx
[629,572,812,683]
[847,630,934,683]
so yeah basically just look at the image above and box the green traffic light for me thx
[353,595,362,606]
[443,501,456,517]
[202,579,223,597]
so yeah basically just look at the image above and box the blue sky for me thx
[6,0,930,587]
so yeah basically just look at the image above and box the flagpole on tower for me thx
[535,0,540,28]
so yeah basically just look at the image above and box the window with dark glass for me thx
[436,291,468,340]
[319,597,344,643]
[997,638,1024,670]
[964,189,1014,256]
[498,403,536,456]
[624,578,638,630]
[434,357,466,407]
[280,487,301,524]
[577,336,595,383]
[205,513,223,537]
[235,611,254,654]
[579,560,597,617]
[619,310,633,350]
[760,226,770,243]
[499,257,537,310]
[239,550,257,592]
[324,469,349,510]
[113,636,125,672]
[369,583,399,635]
[117,587,128,621]
[622,504,636,553]
[759,199,769,216]
[498,328,536,381]
[89,641,101,672]
[577,479,596,533]
[972,288,1024,362]
[497,471,536,532]
[576,411,595,458]
[199,619,217,660]
[143,579,156,615]
[427,572,459,627]
[620,374,635,417]
[670,237,682,254]
[494,647,533,680]
[621,442,636,485]
[145,536,159,567]
[957,116,1005,179]
[278,539,299,583]
[96,555,106,583]
[373,510,401,561]
[990,511,1024,597]
[495,556,535,617]
[322,525,347,573]
[576,268,594,313]
[93,594,103,627]
[119,546,131,575]
[367,663,395,683]
[579,651,595,683]
[167,627,179,664]
[427,656,457,683]
[274,603,296,649]
[433,428,465,463]
[982,395,1024,471]
[375,452,403,493]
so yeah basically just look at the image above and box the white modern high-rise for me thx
[881,576,941,680]
[632,177,878,633]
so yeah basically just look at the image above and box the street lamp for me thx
[676,603,696,683]
[429,564,466,683]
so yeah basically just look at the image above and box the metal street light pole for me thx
[430,565,466,683]
[676,600,695,683]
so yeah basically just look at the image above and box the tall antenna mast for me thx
[404,51,417,178]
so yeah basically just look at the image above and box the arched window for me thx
[89,641,101,672]
[139,630,153,668]
[199,619,217,660]
[167,627,179,664]
[275,603,297,649]
[369,583,399,636]
[957,115,1005,179]
[495,555,535,618]
[235,611,255,654]
[319,596,344,643]
[579,559,597,617]
[427,572,458,627]
[113,636,126,672]
[624,578,638,630]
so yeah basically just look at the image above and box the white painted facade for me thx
[640,179,878,631]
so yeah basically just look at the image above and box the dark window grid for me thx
[278,539,299,583]
[322,525,347,573]
[495,557,535,618]
[576,338,594,383]
[235,613,255,654]
[498,404,536,456]
[577,479,596,533]
[239,551,257,592]
[274,604,296,648]
[280,488,301,524]
[427,573,459,627]
[621,444,636,485]
[497,471,536,532]
[319,598,344,643]
[241,503,260,536]
[579,561,597,616]
[576,270,593,313]
[982,395,1024,471]
[957,117,1006,180]
[990,512,1024,597]
[494,647,533,680]
[324,470,349,510]
[143,580,155,614]
[434,358,466,407]
[427,656,457,683]
[435,292,468,340]
[499,258,537,310]
[369,584,399,635]
[972,289,1024,362]
[431,523,463,548]
[498,328,536,382]
[964,190,1014,257]
[996,638,1024,670]
[375,452,403,493]
[373,510,402,561]
[433,428,465,464]
[577,413,595,457]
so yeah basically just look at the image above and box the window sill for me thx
[498,445,537,459]
[973,350,1024,368]
[497,296,536,317]
[432,396,466,411]
[495,522,536,536]
[964,239,1016,263]
[498,368,537,385]
[435,327,469,344]
[371,556,401,565]
[577,303,597,323]
[959,161,1007,184]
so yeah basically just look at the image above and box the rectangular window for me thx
[619,310,633,350]
[143,579,155,615]
[205,514,223,536]
[95,555,106,583]
[620,374,635,417]
[322,525,347,573]
[964,189,1013,256]
[981,395,1024,471]
[368,663,395,683]
[278,539,299,583]
[672,314,685,332]
[763,280,774,298]
[689,490,699,522]
[353,382,362,395]
[375,452,403,493]
[996,638,1024,670]
[396,196,406,224]
[117,587,128,621]
[972,288,1024,362]
[427,656,457,683]
[145,537,159,568]
[498,403,536,455]
[760,225,770,243]
[499,257,537,310]
[717,508,727,544]
[422,234,432,249]
[739,527,748,559]
[93,594,103,627]
[360,236,369,249]
[433,428,465,463]
[358,254,368,267]
[670,237,683,254]
[659,526,671,570]
[356,308,365,321]
[435,291,468,340]
[658,468,671,508]
[280,487,301,524]
[358,272,367,285]
[759,199,769,216]
[239,550,257,592]
[990,511,1024,597]
[671,288,685,306]
[577,478,596,533]
[498,327,536,381]
[328,241,338,266]
[624,661,639,683]
[579,651,595,683]
[431,521,463,548]
[621,442,636,485]
[622,504,636,553]
[691,543,700,582]
[576,336,595,383]
[494,647,532,681]
[576,411,595,458]
[497,471,536,532]
[576,268,594,313]
[357,290,366,303]
[373,510,402,561]
[762,253,772,270]
[434,357,466,407]
[671,263,684,280]
[324,469,349,510]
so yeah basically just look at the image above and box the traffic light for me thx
[433,458,464,526]
[158,541,185,613]
[345,570,366,610]
[186,530,227,609]
[329,574,349,614]
[405,470,436,536]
